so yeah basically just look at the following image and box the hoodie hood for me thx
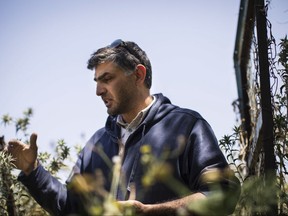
[105,93,177,137]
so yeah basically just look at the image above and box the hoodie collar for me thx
[105,93,176,136]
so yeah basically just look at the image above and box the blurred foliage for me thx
[0,109,71,216]
[1,35,287,215]
[274,34,288,216]
[219,33,288,215]
[0,10,286,215]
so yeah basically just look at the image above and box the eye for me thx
[103,76,113,83]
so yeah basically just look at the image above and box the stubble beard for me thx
[107,88,135,117]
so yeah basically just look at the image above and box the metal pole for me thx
[255,0,277,215]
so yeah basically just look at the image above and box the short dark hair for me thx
[87,40,152,89]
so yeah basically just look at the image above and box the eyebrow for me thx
[94,72,110,82]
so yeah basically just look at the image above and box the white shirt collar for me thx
[117,96,156,131]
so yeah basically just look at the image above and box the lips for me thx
[102,98,112,107]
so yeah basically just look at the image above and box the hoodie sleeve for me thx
[180,118,241,214]
[18,163,85,215]
[18,164,68,215]
[17,130,107,215]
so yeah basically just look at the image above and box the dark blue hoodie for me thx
[19,93,240,215]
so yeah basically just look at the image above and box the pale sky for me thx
[1,1,287,160]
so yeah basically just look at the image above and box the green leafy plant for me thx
[219,35,288,215]
[1,36,286,216]
[0,109,71,215]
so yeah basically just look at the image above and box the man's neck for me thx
[121,95,153,123]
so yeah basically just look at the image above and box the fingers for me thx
[7,132,38,152]
[7,140,23,164]
[29,133,38,151]
[6,133,39,173]
[118,200,143,214]
[8,139,21,152]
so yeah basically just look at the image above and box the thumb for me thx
[29,133,38,151]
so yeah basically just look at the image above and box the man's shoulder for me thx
[154,94,204,120]
[170,106,204,120]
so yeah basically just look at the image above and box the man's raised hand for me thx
[8,133,38,175]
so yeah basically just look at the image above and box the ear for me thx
[134,64,146,85]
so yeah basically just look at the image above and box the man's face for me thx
[94,62,137,116]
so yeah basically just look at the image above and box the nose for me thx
[96,83,105,96]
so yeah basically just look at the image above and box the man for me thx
[8,39,240,215]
